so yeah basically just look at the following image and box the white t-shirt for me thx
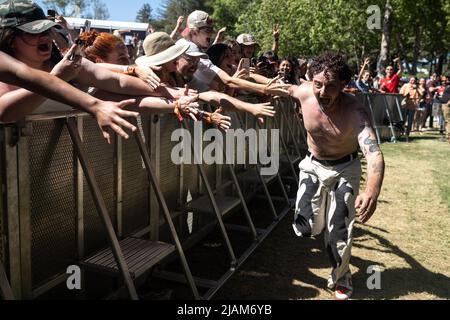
[176,39,221,92]
[190,58,221,92]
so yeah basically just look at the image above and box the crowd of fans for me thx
[0,2,449,143]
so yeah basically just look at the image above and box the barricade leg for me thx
[66,118,139,300]
[0,261,14,300]
[133,127,200,299]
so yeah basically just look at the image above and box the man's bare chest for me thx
[304,108,354,138]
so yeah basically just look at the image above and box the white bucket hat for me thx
[135,32,189,67]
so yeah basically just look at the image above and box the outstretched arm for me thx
[356,105,385,224]
[0,51,139,143]
[358,58,370,81]
[170,16,185,40]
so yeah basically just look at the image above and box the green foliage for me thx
[148,0,448,73]
[136,3,153,23]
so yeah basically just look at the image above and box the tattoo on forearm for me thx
[364,136,381,153]
[371,160,385,175]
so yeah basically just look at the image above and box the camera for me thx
[47,9,56,19]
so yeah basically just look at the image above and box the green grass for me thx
[215,132,450,300]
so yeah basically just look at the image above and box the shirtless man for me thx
[289,53,385,300]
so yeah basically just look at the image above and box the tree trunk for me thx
[377,0,393,75]
[436,52,447,76]
[395,32,412,74]
[411,25,422,75]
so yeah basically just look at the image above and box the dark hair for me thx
[255,55,277,78]
[308,52,352,84]
[262,50,279,64]
[279,58,298,85]
[224,39,239,49]
[206,43,229,67]
[0,27,20,56]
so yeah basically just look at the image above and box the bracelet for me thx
[203,112,213,124]
[174,100,184,122]
[126,65,136,76]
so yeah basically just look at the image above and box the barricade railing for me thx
[357,93,404,143]
[0,95,305,300]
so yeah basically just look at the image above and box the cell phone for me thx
[84,20,91,32]
[47,9,56,17]
[69,38,85,61]
[241,58,250,70]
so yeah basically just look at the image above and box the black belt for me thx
[306,150,359,166]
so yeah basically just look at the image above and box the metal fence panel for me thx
[28,120,76,288]
[82,117,115,256]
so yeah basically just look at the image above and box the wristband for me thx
[174,100,184,122]
[203,112,213,124]
[126,65,136,76]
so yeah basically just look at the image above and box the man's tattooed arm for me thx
[358,107,385,197]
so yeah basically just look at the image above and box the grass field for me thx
[215,132,450,300]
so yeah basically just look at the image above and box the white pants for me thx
[293,155,361,284]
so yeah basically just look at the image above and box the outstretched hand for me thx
[134,65,161,90]
[265,75,291,97]
[210,107,232,130]
[92,99,139,144]
[179,85,200,121]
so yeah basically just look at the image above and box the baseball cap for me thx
[176,38,208,59]
[0,0,61,34]
[187,10,213,29]
[135,32,189,67]
[236,34,258,46]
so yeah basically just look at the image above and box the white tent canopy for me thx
[65,17,148,32]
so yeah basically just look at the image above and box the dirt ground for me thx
[215,132,450,300]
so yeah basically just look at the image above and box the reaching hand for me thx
[265,76,291,97]
[250,102,276,118]
[134,65,161,90]
[178,85,200,121]
[209,107,232,130]
[363,58,371,66]
[50,44,83,81]
[92,99,139,144]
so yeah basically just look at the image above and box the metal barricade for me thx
[357,93,404,142]
[0,95,306,300]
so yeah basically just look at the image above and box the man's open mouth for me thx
[320,97,331,107]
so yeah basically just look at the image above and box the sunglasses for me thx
[199,27,214,33]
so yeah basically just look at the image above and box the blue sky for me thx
[36,0,166,22]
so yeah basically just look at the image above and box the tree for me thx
[136,3,153,23]
[377,0,393,75]
[160,0,213,33]
[90,0,109,20]
[43,0,88,17]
